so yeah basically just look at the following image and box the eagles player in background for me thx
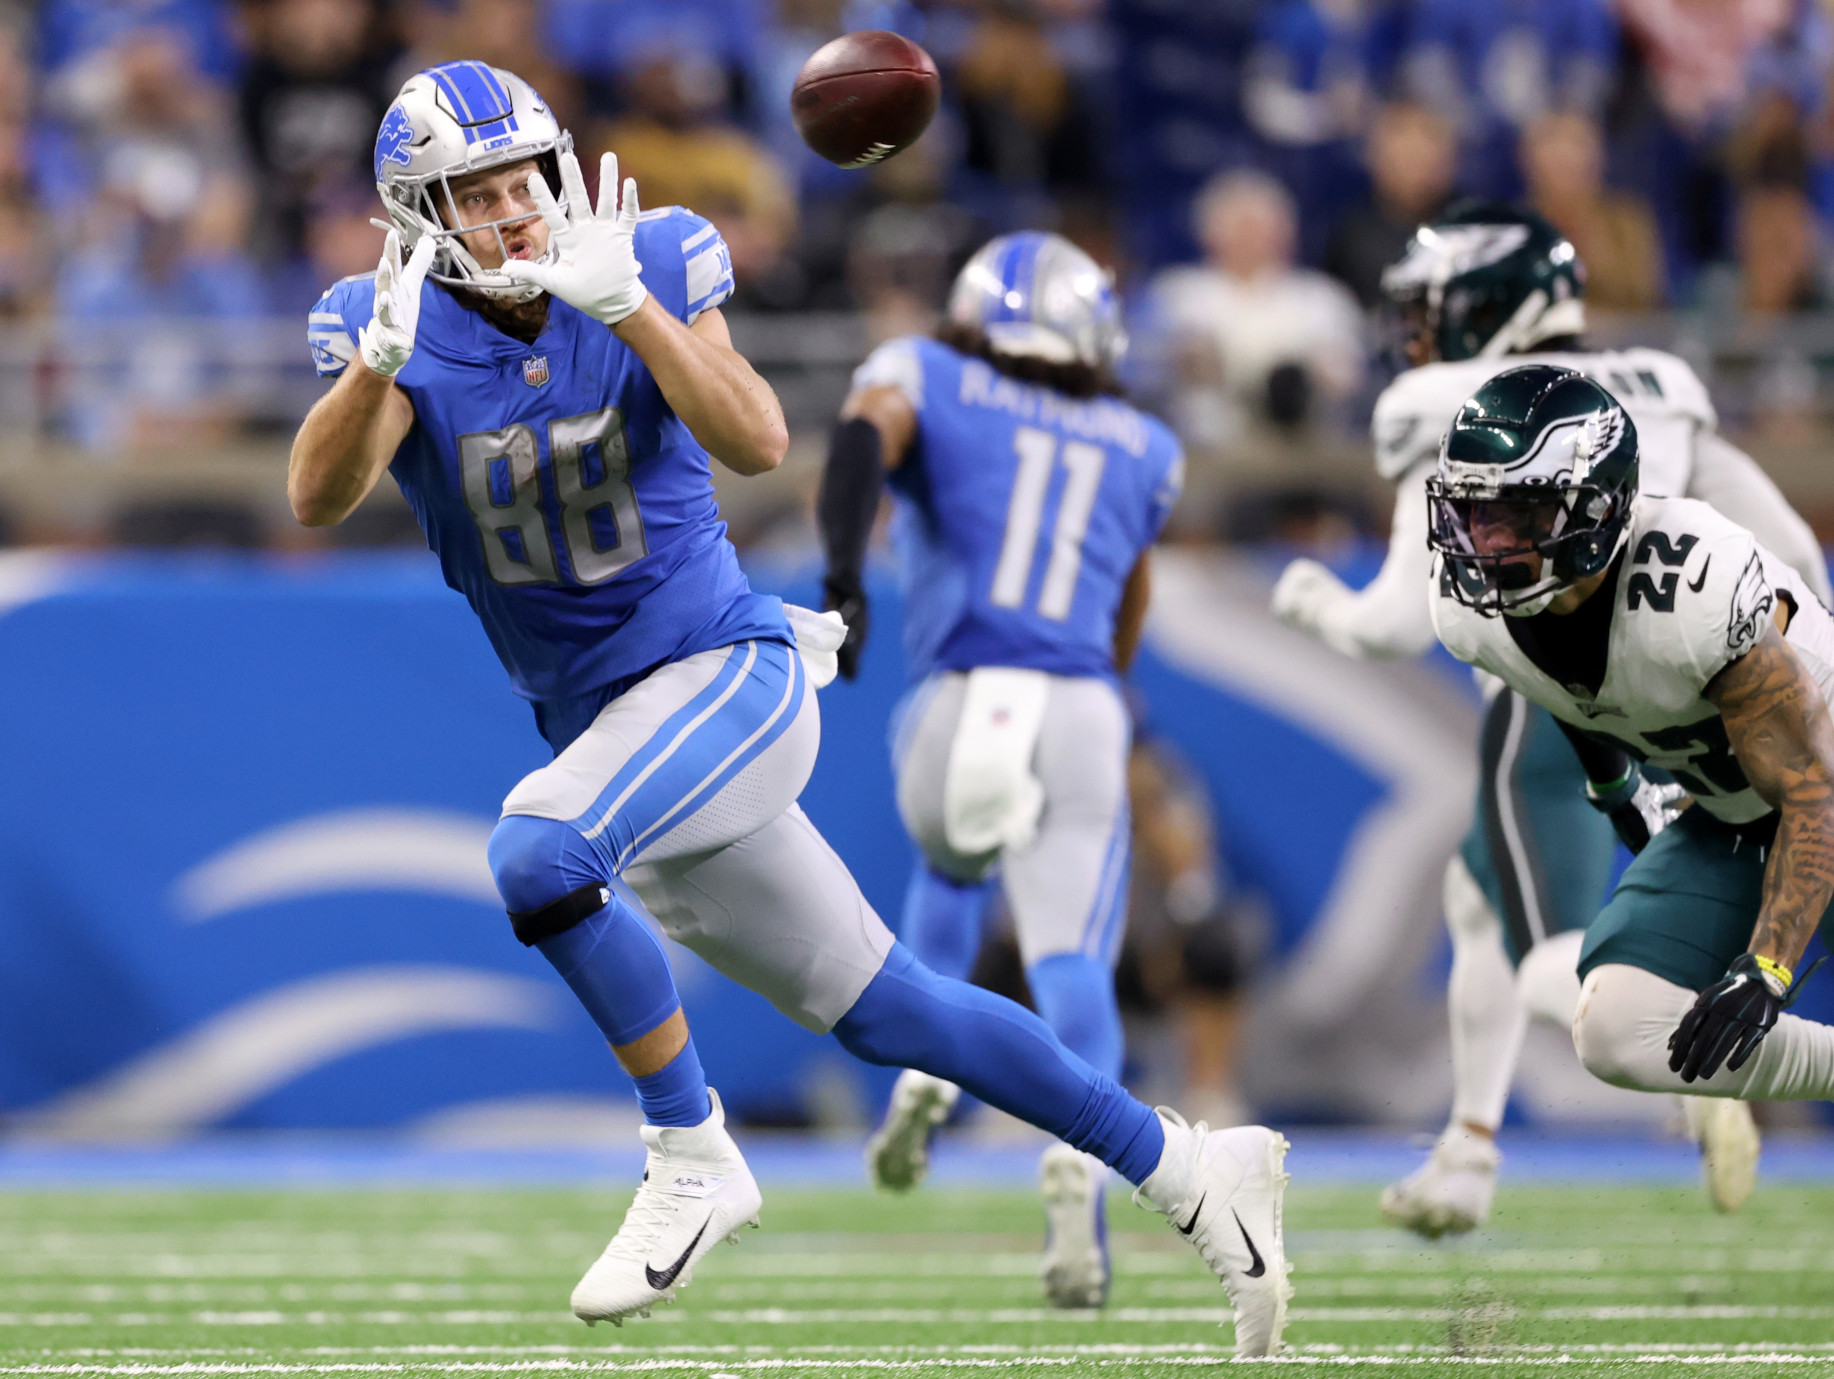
[290,63,1293,1355]
[1270,204,1832,1234]
[818,232,1182,1309]
[1431,364,1834,1120]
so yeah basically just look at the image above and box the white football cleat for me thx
[1137,1110,1291,1357]
[1039,1143,1110,1309]
[570,1089,761,1326]
[1380,1123,1499,1239]
[1685,1096,1760,1214]
[865,1070,960,1192]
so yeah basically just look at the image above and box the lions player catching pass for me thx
[1431,364,1834,1121]
[818,232,1179,1308]
[290,62,1292,1354]
[1272,204,1830,1233]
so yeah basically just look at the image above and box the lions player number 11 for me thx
[459,407,649,587]
[991,425,1107,621]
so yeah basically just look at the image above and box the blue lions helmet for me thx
[374,60,571,303]
[945,232,1127,370]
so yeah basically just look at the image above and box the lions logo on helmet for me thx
[1428,364,1639,617]
[945,232,1127,370]
[1382,202,1587,365]
[372,60,571,304]
[374,103,415,179]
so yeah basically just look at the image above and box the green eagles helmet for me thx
[1427,363,1639,616]
[1382,202,1587,363]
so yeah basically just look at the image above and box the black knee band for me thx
[509,882,611,946]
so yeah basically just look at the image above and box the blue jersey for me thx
[857,337,1183,683]
[308,208,788,703]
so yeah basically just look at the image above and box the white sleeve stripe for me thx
[680,221,718,252]
[684,244,734,312]
[308,312,345,324]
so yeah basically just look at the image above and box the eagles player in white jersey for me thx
[1430,364,1834,1123]
[1271,204,1831,1234]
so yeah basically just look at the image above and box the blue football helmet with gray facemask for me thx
[374,60,571,303]
[945,232,1127,370]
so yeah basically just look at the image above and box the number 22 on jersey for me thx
[459,407,648,587]
[990,425,1106,620]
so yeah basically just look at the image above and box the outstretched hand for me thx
[496,150,650,327]
[358,229,437,377]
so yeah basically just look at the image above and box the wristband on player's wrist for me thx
[1752,953,1794,991]
[1584,765,1640,813]
[1739,950,1828,1004]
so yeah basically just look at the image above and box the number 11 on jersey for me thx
[990,425,1107,621]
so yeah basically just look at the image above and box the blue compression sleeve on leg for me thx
[632,1039,712,1128]
[900,864,994,981]
[833,944,1164,1185]
[490,813,689,1049]
[1027,953,1124,1082]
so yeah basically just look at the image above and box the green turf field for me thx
[3,1182,1833,1376]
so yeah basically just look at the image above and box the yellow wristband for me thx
[1753,954,1794,990]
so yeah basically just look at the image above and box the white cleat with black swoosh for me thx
[570,1088,761,1327]
[1136,1109,1291,1357]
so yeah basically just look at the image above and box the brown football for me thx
[791,30,940,169]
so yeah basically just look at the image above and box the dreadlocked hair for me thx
[933,321,1123,400]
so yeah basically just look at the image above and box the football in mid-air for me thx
[791,30,940,169]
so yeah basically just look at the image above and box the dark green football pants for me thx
[1579,806,1803,993]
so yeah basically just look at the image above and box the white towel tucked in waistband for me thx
[784,604,848,690]
[943,666,1049,855]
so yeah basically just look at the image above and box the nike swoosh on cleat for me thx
[644,1216,712,1292]
[1232,1209,1266,1278]
[1687,557,1711,593]
[1177,1193,1206,1236]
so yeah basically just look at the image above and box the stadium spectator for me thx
[1615,0,1830,135]
[1521,111,1665,310]
[50,25,262,454]
[949,0,1107,234]
[39,0,240,83]
[46,26,247,228]
[1400,0,1617,199]
[1241,0,1404,262]
[541,0,764,119]
[268,174,387,313]
[238,0,399,268]
[55,169,265,453]
[587,51,796,297]
[1148,169,1365,449]
[1324,102,1458,310]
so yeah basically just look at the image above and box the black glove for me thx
[1585,764,1687,854]
[1668,952,1823,1082]
[822,571,869,681]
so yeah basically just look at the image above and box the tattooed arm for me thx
[1706,623,1834,970]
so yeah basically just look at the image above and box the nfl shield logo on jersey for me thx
[523,356,550,388]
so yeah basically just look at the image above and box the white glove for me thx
[358,229,436,378]
[1271,557,1351,638]
[496,150,650,326]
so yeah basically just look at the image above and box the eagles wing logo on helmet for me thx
[374,104,415,181]
[1577,406,1627,481]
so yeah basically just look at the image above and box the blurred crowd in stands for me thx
[3,0,1834,535]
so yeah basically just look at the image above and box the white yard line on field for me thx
[9,1356,1834,1374]
[6,1305,1834,1328]
[21,1346,1834,1360]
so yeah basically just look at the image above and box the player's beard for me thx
[449,283,551,345]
